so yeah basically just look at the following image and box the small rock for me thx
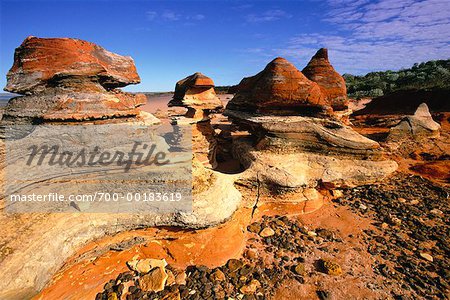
[175,271,187,285]
[307,231,317,237]
[240,279,261,295]
[245,249,258,260]
[397,198,407,203]
[211,269,226,281]
[294,263,306,275]
[381,222,389,229]
[138,267,168,292]
[259,227,275,237]
[317,290,331,300]
[166,269,176,286]
[419,253,433,262]
[321,259,342,276]
[410,199,419,205]
[127,258,167,274]
[390,217,402,226]
[331,190,344,198]
[107,292,118,300]
[227,259,244,272]
[247,223,261,233]
[359,204,367,210]
[430,208,443,215]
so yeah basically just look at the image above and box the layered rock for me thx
[225,51,397,193]
[387,103,441,142]
[0,39,241,299]
[168,72,223,120]
[226,57,329,116]
[169,72,223,168]
[2,36,150,123]
[302,48,348,111]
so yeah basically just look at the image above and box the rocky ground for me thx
[94,176,449,300]
[90,107,450,300]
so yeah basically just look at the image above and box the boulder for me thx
[5,36,140,94]
[302,48,348,111]
[2,36,148,123]
[226,57,329,116]
[387,103,441,142]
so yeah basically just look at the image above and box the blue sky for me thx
[1,0,449,92]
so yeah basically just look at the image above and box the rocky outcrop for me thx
[302,48,348,111]
[168,72,223,120]
[2,36,150,123]
[226,57,328,116]
[169,73,223,168]
[387,103,441,142]
[0,39,241,300]
[225,51,397,192]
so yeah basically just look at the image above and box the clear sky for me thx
[1,0,449,92]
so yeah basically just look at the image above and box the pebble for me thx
[321,259,342,276]
[331,190,344,198]
[307,231,317,237]
[259,227,275,237]
[294,263,306,275]
[239,279,261,295]
[419,253,433,262]
[211,269,226,281]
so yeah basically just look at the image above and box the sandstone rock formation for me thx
[387,102,441,142]
[226,57,329,116]
[302,48,348,111]
[0,39,241,299]
[225,51,397,193]
[169,72,223,120]
[169,72,223,168]
[2,36,150,123]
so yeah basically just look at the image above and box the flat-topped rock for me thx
[226,57,328,116]
[168,72,223,112]
[2,37,149,123]
[5,36,140,94]
[302,48,348,111]
[225,110,380,157]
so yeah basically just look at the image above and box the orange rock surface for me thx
[226,57,328,115]
[5,36,140,94]
[302,48,348,111]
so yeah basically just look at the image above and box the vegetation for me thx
[343,59,450,99]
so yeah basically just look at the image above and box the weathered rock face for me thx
[2,36,148,123]
[388,103,441,142]
[5,36,140,94]
[302,48,348,111]
[169,73,222,168]
[225,51,397,191]
[226,57,329,116]
[169,72,223,118]
[227,57,331,115]
[225,111,380,158]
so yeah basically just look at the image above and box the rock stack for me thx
[387,102,441,142]
[302,48,348,112]
[225,49,397,206]
[2,36,157,125]
[169,72,223,168]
